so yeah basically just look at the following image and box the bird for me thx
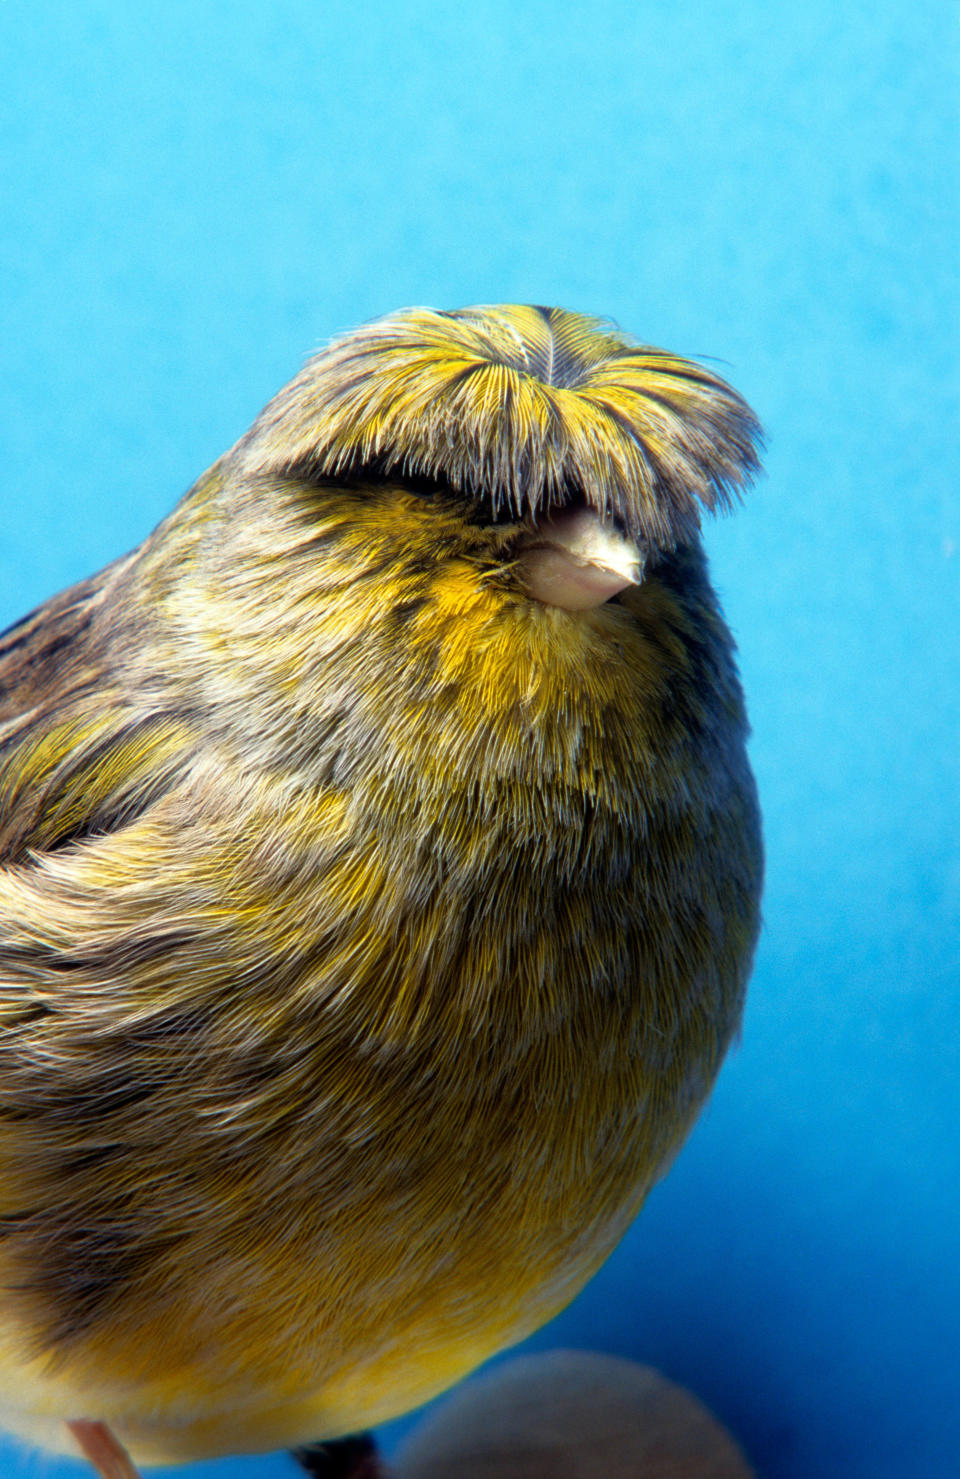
[0,304,763,1478]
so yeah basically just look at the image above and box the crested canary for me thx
[0,305,763,1477]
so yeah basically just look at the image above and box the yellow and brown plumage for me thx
[0,305,763,1475]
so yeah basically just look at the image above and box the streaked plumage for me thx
[0,305,763,1473]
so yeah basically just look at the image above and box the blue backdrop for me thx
[1,4,957,1477]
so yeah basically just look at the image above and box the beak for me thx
[517,507,644,611]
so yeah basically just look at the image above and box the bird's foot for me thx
[66,1420,141,1479]
[292,1432,384,1478]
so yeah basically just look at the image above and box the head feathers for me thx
[234,304,762,546]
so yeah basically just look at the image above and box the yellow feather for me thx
[0,305,762,1469]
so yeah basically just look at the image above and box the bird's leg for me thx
[66,1420,141,1479]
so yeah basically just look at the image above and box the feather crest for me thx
[234,305,762,544]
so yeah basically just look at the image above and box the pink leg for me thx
[66,1420,141,1479]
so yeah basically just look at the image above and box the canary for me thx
[0,305,762,1478]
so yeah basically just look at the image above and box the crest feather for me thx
[235,305,762,543]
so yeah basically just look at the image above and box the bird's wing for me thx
[0,572,237,1361]
[0,563,123,725]
[0,559,198,864]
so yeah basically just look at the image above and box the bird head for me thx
[228,304,762,613]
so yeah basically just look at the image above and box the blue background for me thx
[1,3,957,1477]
